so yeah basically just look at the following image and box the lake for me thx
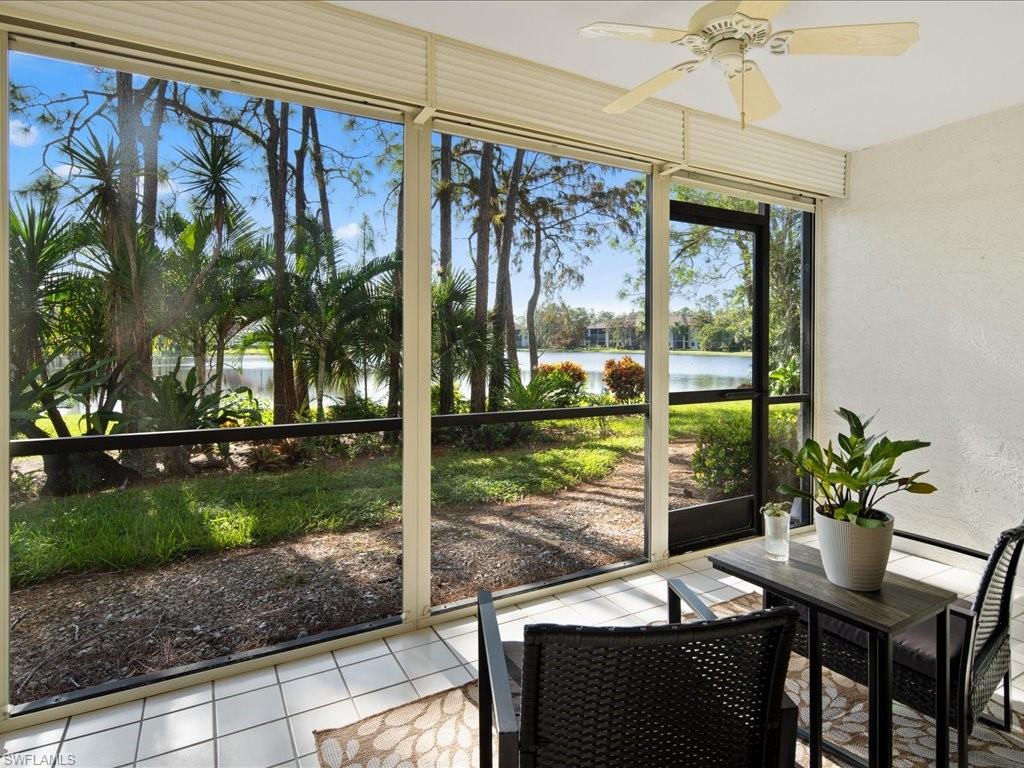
[155,349,752,407]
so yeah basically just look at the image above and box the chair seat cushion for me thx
[811,598,972,679]
[502,640,524,721]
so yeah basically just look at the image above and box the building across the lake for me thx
[669,313,700,350]
[584,311,699,350]
[586,313,643,349]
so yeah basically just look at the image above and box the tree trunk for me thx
[115,73,158,474]
[265,99,297,424]
[213,328,227,404]
[527,217,543,376]
[308,109,336,279]
[295,106,309,226]
[438,133,455,414]
[488,148,525,410]
[192,336,208,394]
[140,80,167,249]
[470,142,494,412]
[504,275,517,376]
[21,420,137,496]
[386,180,403,418]
[316,345,327,421]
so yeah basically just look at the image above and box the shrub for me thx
[602,356,645,403]
[767,406,800,498]
[691,409,751,497]
[536,361,587,387]
[248,443,288,472]
[691,407,798,498]
[534,362,587,407]
[433,421,535,451]
[327,397,387,421]
[430,384,470,415]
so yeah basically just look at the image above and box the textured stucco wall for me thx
[818,104,1024,553]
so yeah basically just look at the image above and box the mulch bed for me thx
[10,442,711,705]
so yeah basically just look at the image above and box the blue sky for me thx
[8,51,402,272]
[8,50,739,318]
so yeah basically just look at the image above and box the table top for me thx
[710,542,958,634]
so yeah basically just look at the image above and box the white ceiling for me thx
[333,0,1024,151]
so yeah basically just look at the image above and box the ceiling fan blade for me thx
[604,64,697,114]
[735,1,790,21]
[781,22,919,55]
[579,22,690,44]
[726,61,780,122]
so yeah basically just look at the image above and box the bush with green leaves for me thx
[433,421,535,451]
[602,356,645,403]
[691,408,798,498]
[536,361,587,387]
[504,367,584,410]
[144,359,262,475]
[430,383,470,415]
[327,397,388,421]
[779,407,936,527]
[769,355,800,396]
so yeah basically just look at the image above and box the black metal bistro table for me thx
[709,542,958,768]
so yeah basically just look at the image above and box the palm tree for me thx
[432,269,487,414]
[177,125,244,252]
[292,256,396,420]
[9,199,77,380]
[205,236,273,403]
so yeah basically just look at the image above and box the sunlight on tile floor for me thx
[3,532,1021,768]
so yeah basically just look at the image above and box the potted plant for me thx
[779,408,936,590]
[761,502,791,562]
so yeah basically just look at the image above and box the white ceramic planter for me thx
[814,509,894,591]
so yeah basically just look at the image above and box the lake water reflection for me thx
[155,349,752,408]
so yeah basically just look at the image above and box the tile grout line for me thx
[274,661,299,765]
[52,716,71,762]
[131,696,146,767]
[211,679,219,768]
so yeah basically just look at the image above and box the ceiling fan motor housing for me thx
[679,0,779,63]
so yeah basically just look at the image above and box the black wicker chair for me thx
[477,578,799,768]
[771,524,1024,768]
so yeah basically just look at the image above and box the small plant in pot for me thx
[779,408,936,591]
[761,502,792,562]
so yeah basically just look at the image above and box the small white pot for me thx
[814,509,894,591]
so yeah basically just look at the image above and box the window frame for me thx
[0,36,816,724]
[665,199,814,554]
[425,127,654,613]
[3,40,413,716]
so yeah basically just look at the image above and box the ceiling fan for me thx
[580,0,918,126]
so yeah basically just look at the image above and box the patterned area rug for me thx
[314,595,1024,767]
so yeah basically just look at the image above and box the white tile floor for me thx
[3,532,1022,767]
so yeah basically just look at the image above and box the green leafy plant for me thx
[779,407,936,527]
[769,355,800,396]
[602,356,645,403]
[143,359,263,475]
[505,368,581,410]
[691,408,795,498]
[247,443,288,473]
[536,361,587,386]
[761,501,790,517]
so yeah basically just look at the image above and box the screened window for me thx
[429,133,648,607]
[7,50,404,707]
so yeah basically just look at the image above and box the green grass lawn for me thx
[11,402,794,588]
[10,415,648,587]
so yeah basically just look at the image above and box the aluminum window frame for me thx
[665,199,814,554]
[0,29,816,727]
